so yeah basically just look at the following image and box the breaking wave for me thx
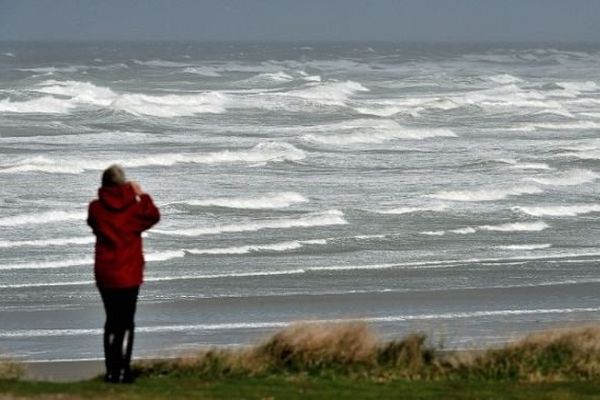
[523,169,598,186]
[302,118,456,145]
[513,204,600,217]
[0,142,305,174]
[427,185,543,202]
[152,210,347,236]
[167,192,308,209]
[0,210,86,226]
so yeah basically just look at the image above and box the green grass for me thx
[3,376,600,399]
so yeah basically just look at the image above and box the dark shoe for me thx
[104,373,120,384]
[119,370,135,384]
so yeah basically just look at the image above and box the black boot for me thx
[103,330,120,383]
[119,328,135,383]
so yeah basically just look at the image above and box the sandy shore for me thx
[23,360,105,382]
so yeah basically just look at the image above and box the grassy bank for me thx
[4,323,600,399]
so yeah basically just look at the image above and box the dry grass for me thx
[0,358,23,381]
[135,322,600,382]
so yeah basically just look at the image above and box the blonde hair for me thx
[101,164,126,187]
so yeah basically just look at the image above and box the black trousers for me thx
[99,286,139,381]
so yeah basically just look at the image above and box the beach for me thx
[1,42,600,363]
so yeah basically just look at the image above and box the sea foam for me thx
[427,185,542,202]
[0,210,86,226]
[0,142,305,174]
[152,210,347,237]
[167,192,308,209]
[513,204,600,217]
[523,169,598,186]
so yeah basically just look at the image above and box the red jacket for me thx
[87,183,160,289]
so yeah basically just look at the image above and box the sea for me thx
[1,42,600,361]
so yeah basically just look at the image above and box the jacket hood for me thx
[98,183,137,211]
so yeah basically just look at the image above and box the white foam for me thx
[373,204,448,215]
[152,210,347,237]
[2,52,15,57]
[523,120,600,131]
[420,231,445,236]
[0,96,76,114]
[0,142,305,174]
[27,80,229,117]
[513,204,600,217]
[133,59,190,67]
[186,239,328,255]
[111,91,227,117]
[4,306,600,338]
[564,149,600,160]
[182,66,221,77]
[449,227,478,234]
[0,257,92,271]
[253,72,294,82]
[286,80,368,105]
[478,221,549,232]
[523,169,598,186]
[0,210,86,226]
[303,118,456,145]
[497,244,552,250]
[509,163,552,170]
[428,221,549,236]
[427,185,542,202]
[168,192,308,209]
[0,236,94,248]
[486,74,524,84]
[556,81,599,92]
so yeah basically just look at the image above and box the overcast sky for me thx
[1,0,600,42]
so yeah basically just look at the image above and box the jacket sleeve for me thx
[132,194,160,233]
[87,202,99,235]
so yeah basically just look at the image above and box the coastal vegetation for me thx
[4,323,600,399]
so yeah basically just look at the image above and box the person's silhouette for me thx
[87,165,160,383]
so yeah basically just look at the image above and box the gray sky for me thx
[1,0,600,42]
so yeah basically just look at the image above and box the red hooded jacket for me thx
[87,183,160,289]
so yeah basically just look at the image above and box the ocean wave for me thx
[353,97,460,117]
[151,209,347,236]
[167,192,308,209]
[513,204,600,217]
[523,121,600,131]
[111,91,227,117]
[4,306,600,338]
[186,239,328,255]
[427,221,549,236]
[0,142,306,174]
[371,204,448,215]
[523,169,598,186]
[427,185,543,202]
[496,244,552,250]
[0,96,77,114]
[133,59,191,67]
[14,80,229,117]
[285,80,368,105]
[556,81,599,92]
[182,66,221,77]
[302,119,456,145]
[0,257,92,271]
[486,74,524,84]
[252,71,294,82]
[0,210,86,226]
[0,236,94,248]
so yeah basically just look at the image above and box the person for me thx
[87,165,160,383]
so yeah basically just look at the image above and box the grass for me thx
[4,323,600,399]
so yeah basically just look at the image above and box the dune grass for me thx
[135,322,600,382]
[4,323,600,399]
